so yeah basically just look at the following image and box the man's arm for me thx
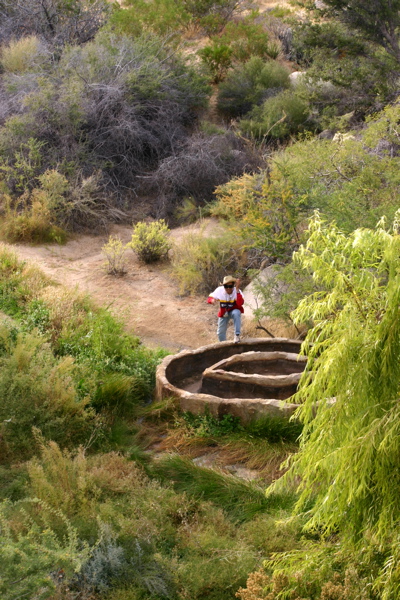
[235,279,244,309]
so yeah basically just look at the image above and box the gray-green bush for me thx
[239,89,310,140]
[217,57,290,117]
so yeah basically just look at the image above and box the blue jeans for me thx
[217,309,241,342]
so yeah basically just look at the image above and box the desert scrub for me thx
[0,325,98,462]
[217,57,290,118]
[23,441,264,600]
[0,35,50,74]
[129,219,171,263]
[0,169,68,244]
[239,89,310,141]
[0,498,92,600]
[0,247,167,408]
[102,235,128,275]
[171,230,247,294]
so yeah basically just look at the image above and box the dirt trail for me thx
[12,220,230,352]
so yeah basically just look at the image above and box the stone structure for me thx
[156,338,305,423]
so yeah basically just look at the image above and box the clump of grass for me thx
[245,415,303,443]
[150,454,294,522]
[0,35,48,73]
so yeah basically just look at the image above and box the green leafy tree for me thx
[212,171,305,262]
[272,211,400,598]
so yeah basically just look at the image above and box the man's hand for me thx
[235,278,241,290]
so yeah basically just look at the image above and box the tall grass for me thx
[150,454,294,522]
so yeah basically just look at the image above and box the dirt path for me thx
[12,221,230,352]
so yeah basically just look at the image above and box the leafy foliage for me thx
[0,325,97,462]
[199,13,276,82]
[240,101,400,237]
[217,57,290,118]
[315,0,400,64]
[171,229,247,294]
[0,498,92,600]
[237,547,376,600]
[198,41,234,82]
[239,89,310,141]
[0,245,166,417]
[290,16,399,125]
[211,171,305,262]
[216,15,273,62]
[271,212,400,599]
[182,411,243,437]
[129,219,171,263]
[0,169,68,243]
[108,0,190,37]
[181,0,247,34]
[251,262,317,332]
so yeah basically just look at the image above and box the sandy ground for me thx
[12,220,242,352]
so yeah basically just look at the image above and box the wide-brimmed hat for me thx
[221,275,236,285]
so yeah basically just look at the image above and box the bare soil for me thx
[12,220,230,352]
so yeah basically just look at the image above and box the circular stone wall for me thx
[156,338,304,423]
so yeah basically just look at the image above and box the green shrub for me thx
[182,411,244,437]
[0,246,166,410]
[171,230,247,294]
[182,0,246,32]
[102,235,128,276]
[0,137,45,193]
[211,172,304,262]
[198,41,233,82]
[0,326,98,462]
[240,89,310,140]
[0,498,92,600]
[57,308,167,405]
[216,15,272,62]
[108,0,189,37]
[129,220,171,263]
[0,169,69,244]
[217,56,290,117]
[244,415,302,443]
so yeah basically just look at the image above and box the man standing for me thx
[207,276,244,343]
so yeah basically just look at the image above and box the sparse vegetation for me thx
[102,235,128,275]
